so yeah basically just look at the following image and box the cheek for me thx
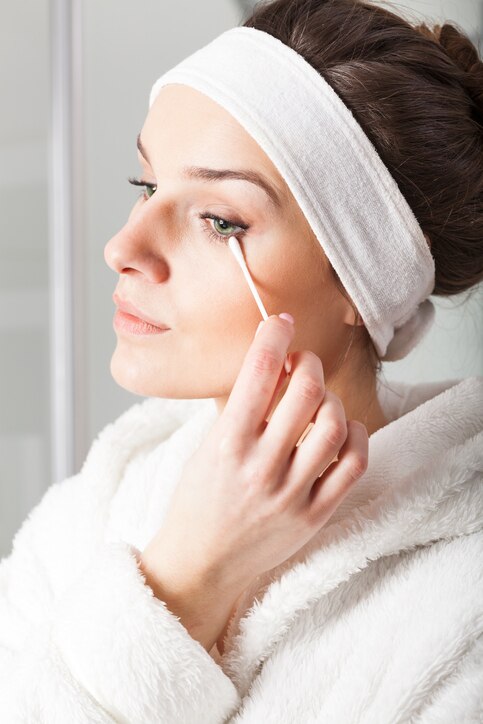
[175,243,262,365]
[181,242,251,314]
[244,233,319,316]
[201,253,259,333]
[180,228,319,350]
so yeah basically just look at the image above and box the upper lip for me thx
[113,293,170,329]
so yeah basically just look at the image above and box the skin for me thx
[103,83,405,654]
[104,83,390,435]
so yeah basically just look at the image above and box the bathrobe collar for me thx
[81,376,483,697]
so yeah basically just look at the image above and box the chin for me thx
[109,350,211,400]
[109,356,151,397]
[109,349,160,397]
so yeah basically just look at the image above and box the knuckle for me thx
[245,461,267,489]
[324,417,347,448]
[346,451,369,481]
[297,375,324,402]
[218,430,244,458]
[251,347,280,376]
[245,450,275,483]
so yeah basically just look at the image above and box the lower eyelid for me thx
[202,217,247,244]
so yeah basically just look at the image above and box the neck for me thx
[326,366,389,438]
[214,361,388,439]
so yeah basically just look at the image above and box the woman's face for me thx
[104,84,353,402]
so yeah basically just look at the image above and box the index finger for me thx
[222,314,295,439]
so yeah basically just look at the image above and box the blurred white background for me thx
[1,0,482,556]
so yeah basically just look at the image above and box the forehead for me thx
[141,84,289,192]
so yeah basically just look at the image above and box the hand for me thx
[141,314,369,602]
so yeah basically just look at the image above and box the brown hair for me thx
[242,0,483,375]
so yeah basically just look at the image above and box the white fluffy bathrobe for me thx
[1,375,482,723]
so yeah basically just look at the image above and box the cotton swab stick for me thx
[227,236,269,321]
[227,235,291,375]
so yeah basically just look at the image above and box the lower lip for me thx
[114,309,170,335]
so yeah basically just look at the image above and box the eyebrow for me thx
[136,133,283,210]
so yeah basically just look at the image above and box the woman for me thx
[1,0,482,721]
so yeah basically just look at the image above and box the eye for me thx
[199,213,250,244]
[126,177,251,243]
[127,176,157,200]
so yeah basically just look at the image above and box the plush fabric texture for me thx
[0,376,482,723]
[149,26,436,362]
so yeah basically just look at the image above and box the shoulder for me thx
[10,396,209,544]
[238,534,482,722]
[374,531,483,612]
[311,532,483,639]
[3,397,214,609]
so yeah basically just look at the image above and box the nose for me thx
[104,207,169,282]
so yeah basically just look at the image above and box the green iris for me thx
[212,217,237,235]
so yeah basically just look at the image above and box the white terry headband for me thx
[149,26,436,361]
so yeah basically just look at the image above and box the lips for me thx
[112,293,170,330]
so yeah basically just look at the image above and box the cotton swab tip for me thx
[227,235,244,262]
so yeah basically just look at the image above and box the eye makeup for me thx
[199,213,249,244]
[127,176,251,244]
[128,175,157,199]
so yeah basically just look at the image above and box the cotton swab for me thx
[227,236,337,456]
[227,235,291,375]
[227,236,269,321]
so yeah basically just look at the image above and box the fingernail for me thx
[279,312,294,325]
[284,355,292,375]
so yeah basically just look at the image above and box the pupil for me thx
[216,218,231,233]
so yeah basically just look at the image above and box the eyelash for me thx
[127,176,250,244]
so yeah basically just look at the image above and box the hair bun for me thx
[434,23,483,118]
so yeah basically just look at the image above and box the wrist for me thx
[137,548,241,652]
